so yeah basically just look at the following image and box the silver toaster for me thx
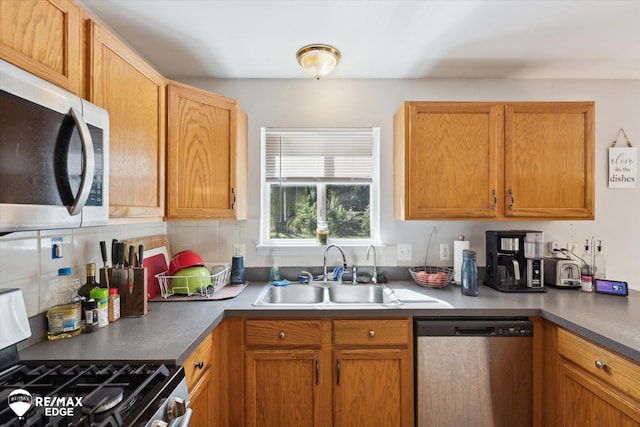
[544,258,582,288]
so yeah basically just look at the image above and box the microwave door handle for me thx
[67,107,95,216]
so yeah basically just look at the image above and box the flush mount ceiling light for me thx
[296,44,341,80]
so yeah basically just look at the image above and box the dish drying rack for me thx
[155,263,231,298]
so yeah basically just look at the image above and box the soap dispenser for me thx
[269,257,280,284]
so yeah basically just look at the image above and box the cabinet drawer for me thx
[246,320,323,348]
[558,328,640,401]
[183,333,213,390]
[333,319,409,346]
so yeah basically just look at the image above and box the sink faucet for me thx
[367,244,378,284]
[323,244,347,281]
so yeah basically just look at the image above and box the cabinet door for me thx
[395,102,501,219]
[167,81,247,220]
[0,0,81,93]
[505,102,594,219]
[189,368,212,427]
[245,350,325,427]
[88,21,165,220]
[558,361,640,426]
[334,349,413,427]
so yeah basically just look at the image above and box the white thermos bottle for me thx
[453,235,470,283]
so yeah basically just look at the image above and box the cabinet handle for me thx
[508,188,515,210]
[231,188,236,210]
[595,360,607,369]
[278,331,285,339]
[336,359,341,385]
[316,359,320,385]
[491,189,497,210]
[368,330,376,337]
[194,360,204,369]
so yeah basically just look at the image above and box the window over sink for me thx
[260,127,380,246]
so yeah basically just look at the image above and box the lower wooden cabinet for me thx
[240,318,413,427]
[183,330,213,426]
[557,327,640,426]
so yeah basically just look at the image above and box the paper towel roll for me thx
[453,238,470,283]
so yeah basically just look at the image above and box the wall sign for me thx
[608,128,637,189]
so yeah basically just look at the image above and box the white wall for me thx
[173,77,640,290]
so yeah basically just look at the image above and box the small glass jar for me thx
[90,288,109,328]
[316,220,329,245]
[461,250,479,296]
[84,298,99,333]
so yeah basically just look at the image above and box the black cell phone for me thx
[594,279,629,296]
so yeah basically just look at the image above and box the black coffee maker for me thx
[485,230,546,293]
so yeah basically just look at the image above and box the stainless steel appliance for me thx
[0,59,109,236]
[415,318,533,427]
[544,257,582,288]
[485,230,545,292]
[0,289,191,426]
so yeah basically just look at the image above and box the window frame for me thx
[259,127,380,247]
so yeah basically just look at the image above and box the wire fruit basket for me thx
[155,263,230,298]
[409,266,454,289]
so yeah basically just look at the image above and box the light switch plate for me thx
[397,244,412,262]
[440,243,450,261]
[234,244,246,257]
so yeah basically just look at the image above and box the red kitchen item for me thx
[168,250,205,276]
[143,247,170,300]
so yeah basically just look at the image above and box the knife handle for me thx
[138,244,144,266]
[112,239,118,266]
[100,241,108,265]
[128,245,135,268]
[118,242,126,267]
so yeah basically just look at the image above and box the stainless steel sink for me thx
[256,285,325,304]
[327,285,387,304]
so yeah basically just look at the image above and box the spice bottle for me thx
[84,299,99,333]
[90,288,109,328]
[108,287,120,322]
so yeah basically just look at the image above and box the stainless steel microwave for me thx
[0,59,109,235]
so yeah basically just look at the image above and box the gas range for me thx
[0,289,191,427]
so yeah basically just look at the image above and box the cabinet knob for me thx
[194,360,204,369]
[279,331,285,339]
[368,330,376,337]
[595,360,607,369]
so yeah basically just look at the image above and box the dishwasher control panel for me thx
[495,325,533,336]
[415,318,533,337]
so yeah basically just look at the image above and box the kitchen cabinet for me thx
[166,80,248,220]
[184,331,214,426]
[238,317,412,427]
[394,101,594,220]
[87,20,166,221]
[244,319,331,426]
[557,327,640,426]
[332,319,413,427]
[0,0,82,94]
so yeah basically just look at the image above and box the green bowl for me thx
[170,266,212,294]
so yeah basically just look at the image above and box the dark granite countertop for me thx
[19,282,640,365]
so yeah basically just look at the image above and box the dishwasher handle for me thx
[455,326,495,336]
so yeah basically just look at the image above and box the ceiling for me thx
[79,0,640,80]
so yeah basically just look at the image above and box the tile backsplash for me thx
[0,222,166,317]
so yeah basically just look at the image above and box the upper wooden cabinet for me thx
[166,80,248,220]
[394,101,594,221]
[0,0,82,94]
[87,20,166,220]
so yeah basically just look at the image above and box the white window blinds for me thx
[265,129,374,183]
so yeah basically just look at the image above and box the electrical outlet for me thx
[439,243,450,261]
[233,243,246,257]
[566,242,578,253]
[51,237,63,259]
[548,241,561,254]
[397,244,412,262]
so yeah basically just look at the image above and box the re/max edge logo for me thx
[8,389,83,417]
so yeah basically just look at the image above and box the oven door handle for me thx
[168,408,192,427]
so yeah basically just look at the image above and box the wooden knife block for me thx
[100,267,148,317]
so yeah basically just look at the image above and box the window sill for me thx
[256,243,384,257]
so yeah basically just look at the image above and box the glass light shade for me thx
[296,44,341,79]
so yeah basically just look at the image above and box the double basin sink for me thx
[252,282,407,307]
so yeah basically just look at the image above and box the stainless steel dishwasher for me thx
[414,318,533,427]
